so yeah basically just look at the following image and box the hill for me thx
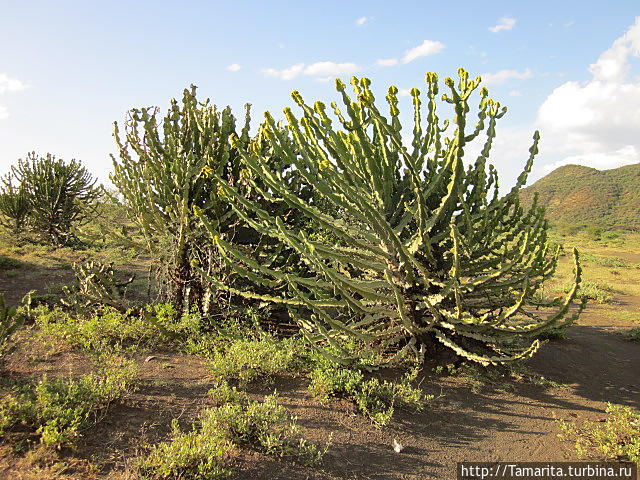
[519,163,640,230]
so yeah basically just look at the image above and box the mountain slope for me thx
[519,163,640,229]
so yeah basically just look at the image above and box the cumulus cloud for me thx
[402,40,445,63]
[0,73,27,121]
[481,69,532,85]
[0,74,26,94]
[227,63,242,72]
[376,58,399,67]
[262,62,361,80]
[534,17,640,174]
[375,40,445,67]
[489,17,516,33]
[355,16,368,26]
[262,63,305,80]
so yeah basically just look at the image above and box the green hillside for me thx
[519,163,640,230]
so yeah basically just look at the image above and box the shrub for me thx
[564,280,615,304]
[308,364,431,426]
[136,384,323,479]
[207,335,309,386]
[33,303,203,353]
[0,356,137,447]
[558,403,640,465]
[4,152,101,245]
[203,68,583,367]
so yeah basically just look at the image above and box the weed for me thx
[0,356,137,447]
[623,327,640,342]
[308,364,431,426]
[563,280,616,304]
[0,254,27,271]
[206,335,309,386]
[136,383,324,479]
[558,403,640,465]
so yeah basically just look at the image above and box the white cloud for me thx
[481,69,533,85]
[304,62,361,76]
[398,88,412,97]
[262,62,361,81]
[376,58,399,67]
[227,63,242,72]
[355,16,368,26]
[489,17,517,33]
[509,90,523,97]
[0,105,8,120]
[375,40,445,68]
[0,74,26,94]
[262,63,305,80]
[402,40,445,64]
[534,17,640,175]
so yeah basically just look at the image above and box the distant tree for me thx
[0,177,30,234]
[7,152,101,245]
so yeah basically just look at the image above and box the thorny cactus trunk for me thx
[202,69,585,367]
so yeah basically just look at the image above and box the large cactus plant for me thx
[203,69,584,366]
[111,86,252,313]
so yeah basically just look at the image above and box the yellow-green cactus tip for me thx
[410,87,421,97]
[388,85,398,95]
[444,77,454,87]
[335,79,346,91]
[360,77,372,88]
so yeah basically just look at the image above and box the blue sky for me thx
[1,1,639,189]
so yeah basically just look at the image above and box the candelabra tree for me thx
[201,68,584,366]
[3,153,100,245]
[111,86,313,315]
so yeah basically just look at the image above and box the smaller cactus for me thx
[62,261,134,311]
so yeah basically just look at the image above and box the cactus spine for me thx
[202,69,584,366]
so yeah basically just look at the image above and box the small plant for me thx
[564,280,615,304]
[558,403,640,465]
[33,303,203,354]
[0,178,30,234]
[207,335,309,386]
[0,356,137,447]
[135,419,233,480]
[624,327,640,342]
[308,364,431,426]
[61,260,134,311]
[0,291,34,356]
[136,383,324,479]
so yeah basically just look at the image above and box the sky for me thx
[0,1,639,189]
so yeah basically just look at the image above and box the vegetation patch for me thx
[136,383,323,479]
[308,364,431,426]
[558,403,640,465]
[206,335,310,386]
[564,280,616,304]
[0,356,137,447]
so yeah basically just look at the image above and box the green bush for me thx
[136,419,232,480]
[0,356,137,447]
[559,403,640,465]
